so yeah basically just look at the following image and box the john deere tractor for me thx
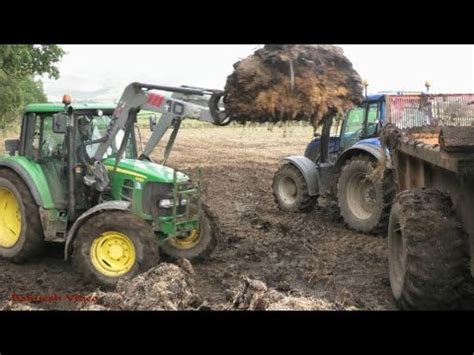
[0,82,229,286]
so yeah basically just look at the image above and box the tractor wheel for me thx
[388,188,467,310]
[72,211,160,287]
[160,203,219,262]
[0,169,45,263]
[272,163,317,213]
[337,156,395,234]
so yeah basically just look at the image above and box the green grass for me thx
[137,116,213,129]
[136,111,315,130]
[136,111,227,129]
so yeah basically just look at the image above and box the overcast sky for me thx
[42,45,474,103]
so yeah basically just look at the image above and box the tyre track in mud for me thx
[190,163,395,310]
[165,126,396,309]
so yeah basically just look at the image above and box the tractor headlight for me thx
[159,199,188,209]
[159,199,173,208]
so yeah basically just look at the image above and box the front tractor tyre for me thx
[388,189,467,310]
[160,204,219,262]
[273,163,317,213]
[72,211,160,287]
[0,169,45,263]
[337,156,395,234]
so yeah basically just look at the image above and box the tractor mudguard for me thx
[64,201,131,260]
[335,139,392,172]
[0,157,54,208]
[280,156,320,196]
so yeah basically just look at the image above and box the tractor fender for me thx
[335,140,392,172]
[64,201,131,260]
[280,156,320,196]
[0,159,44,207]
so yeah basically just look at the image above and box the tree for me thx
[20,77,48,104]
[0,72,23,130]
[0,45,64,79]
[0,45,65,130]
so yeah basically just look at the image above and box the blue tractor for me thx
[273,94,398,234]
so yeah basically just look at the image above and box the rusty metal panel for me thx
[440,126,474,152]
[397,138,460,173]
[386,94,474,129]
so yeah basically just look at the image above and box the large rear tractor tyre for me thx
[337,156,395,234]
[72,211,160,287]
[273,163,317,213]
[388,189,467,310]
[160,203,219,262]
[0,169,45,263]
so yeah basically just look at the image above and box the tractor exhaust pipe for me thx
[67,109,76,222]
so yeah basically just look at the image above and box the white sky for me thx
[42,45,474,103]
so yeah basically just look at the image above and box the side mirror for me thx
[4,139,20,156]
[52,113,68,134]
[149,115,157,132]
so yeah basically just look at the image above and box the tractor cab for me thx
[14,102,123,215]
[304,94,385,163]
[19,103,121,160]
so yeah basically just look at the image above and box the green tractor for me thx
[0,82,230,286]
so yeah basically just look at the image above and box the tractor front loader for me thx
[0,82,229,286]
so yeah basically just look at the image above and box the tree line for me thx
[0,45,65,130]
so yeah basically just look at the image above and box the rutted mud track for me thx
[2,125,398,310]
[193,162,394,309]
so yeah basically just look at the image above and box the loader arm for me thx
[87,82,230,190]
[93,82,226,162]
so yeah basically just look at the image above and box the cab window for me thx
[367,103,379,136]
[41,116,66,158]
[78,114,135,160]
[26,114,66,160]
[340,103,380,150]
[314,114,344,137]
[340,107,365,149]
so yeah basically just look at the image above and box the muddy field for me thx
[3,123,465,310]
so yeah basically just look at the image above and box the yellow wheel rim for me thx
[90,231,136,277]
[0,188,22,248]
[169,229,201,250]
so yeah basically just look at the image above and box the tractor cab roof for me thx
[364,93,433,103]
[366,94,385,101]
[25,103,116,114]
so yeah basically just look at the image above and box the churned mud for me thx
[0,125,428,310]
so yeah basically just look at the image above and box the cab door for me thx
[22,113,68,209]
